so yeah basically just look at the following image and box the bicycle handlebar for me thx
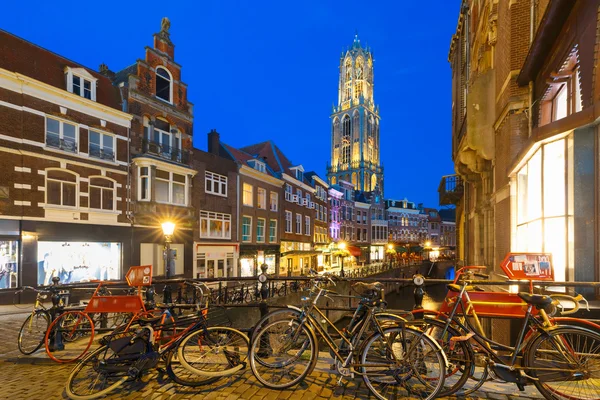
[550,293,588,315]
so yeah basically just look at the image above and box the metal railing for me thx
[438,174,464,205]
[46,133,77,153]
[141,138,190,164]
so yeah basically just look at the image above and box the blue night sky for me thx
[2,1,460,208]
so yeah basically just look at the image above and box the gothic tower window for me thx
[355,58,364,99]
[344,58,352,101]
[156,67,172,103]
[341,115,351,164]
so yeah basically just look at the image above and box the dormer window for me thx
[156,67,172,103]
[64,67,97,101]
[296,170,303,181]
[249,159,266,173]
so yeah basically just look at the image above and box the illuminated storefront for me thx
[280,241,316,276]
[194,244,237,279]
[0,240,18,289]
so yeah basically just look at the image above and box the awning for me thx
[347,245,362,257]
[281,250,321,257]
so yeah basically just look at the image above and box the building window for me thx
[553,84,568,121]
[251,160,266,173]
[89,177,115,211]
[285,184,293,201]
[46,169,77,207]
[257,188,267,209]
[89,130,114,161]
[155,169,186,206]
[341,115,351,164]
[268,219,277,243]
[139,167,150,201]
[296,188,302,200]
[242,216,252,242]
[150,119,182,162]
[285,211,292,233]
[257,218,265,243]
[243,183,253,207]
[156,67,172,103]
[66,70,96,101]
[205,171,227,196]
[305,216,310,236]
[515,138,572,283]
[296,214,302,234]
[46,117,77,153]
[200,211,231,239]
[270,192,278,211]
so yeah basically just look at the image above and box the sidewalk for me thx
[0,303,33,316]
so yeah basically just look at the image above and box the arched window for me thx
[344,58,352,101]
[341,115,351,164]
[89,177,115,211]
[156,67,172,103]
[355,58,364,99]
[46,169,78,207]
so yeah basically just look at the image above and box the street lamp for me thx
[162,221,175,303]
[387,243,394,269]
[424,241,432,261]
[339,241,346,278]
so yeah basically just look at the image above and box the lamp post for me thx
[162,221,175,304]
[425,240,431,262]
[339,241,346,277]
[387,243,394,269]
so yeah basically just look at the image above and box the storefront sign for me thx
[500,253,554,281]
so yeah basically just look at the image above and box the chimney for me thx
[99,63,115,79]
[208,129,220,155]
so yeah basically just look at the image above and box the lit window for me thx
[242,216,252,242]
[243,183,253,207]
[341,115,351,164]
[139,167,150,201]
[553,84,568,121]
[89,177,115,211]
[257,188,267,209]
[46,117,78,153]
[156,67,172,103]
[155,169,186,206]
[270,192,278,211]
[285,211,292,233]
[200,211,231,239]
[46,169,77,207]
[257,218,265,243]
[205,171,227,196]
[89,130,115,161]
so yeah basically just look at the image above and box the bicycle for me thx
[249,274,447,400]
[65,281,249,400]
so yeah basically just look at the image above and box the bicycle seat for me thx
[518,292,553,307]
[353,282,383,299]
[447,284,483,292]
[137,315,163,325]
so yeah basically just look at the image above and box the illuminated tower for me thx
[327,34,383,194]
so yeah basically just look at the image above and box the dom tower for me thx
[327,34,383,194]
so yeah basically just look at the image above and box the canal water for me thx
[385,282,448,312]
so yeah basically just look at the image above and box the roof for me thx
[239,140,312,184]
[112,64,137,86]
[221,142,279,178]
[0,29,122,110]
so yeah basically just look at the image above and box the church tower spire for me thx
[327,35,383,194]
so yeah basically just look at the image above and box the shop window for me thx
[156,169,186,206]
[285,211,292,233]
[0,240,18,289]
[257,188,267,209]
[37,241,121,285]
[139,167,150,201]
[156,67,172,103]
[270,192,278,211]
[242,216,252,242]
[89,177,115,211]
[269,220,277,242]
[89,130,115,161]
[243,183,253,207]
[46,169,78,207]
[205,171,227,196]
[257,218,265,243]
[199,211,231,239]
[46,117,78,153]
[240,257,255,277]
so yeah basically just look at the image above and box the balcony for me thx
[89,144,115,161]
[438,174,464,205]
[327,160,383,174]
[142,139,190,165]
[46,133,77,153]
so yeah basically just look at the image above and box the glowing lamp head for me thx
[162,222,175,236]
[339,241,346,250]
[425,241,431,248]
[387,244,393,250]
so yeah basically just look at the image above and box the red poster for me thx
[500,253,554,281]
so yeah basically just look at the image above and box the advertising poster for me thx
[500,253,554,281]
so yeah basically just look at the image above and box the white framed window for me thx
[151,119,182,161]
[89,177,115,211]
[270,192,278,211]
[199,211,231,239]
[65,68,97,101]
[89,130,115,161]
[553,84,568,122]
[138,167,150,201]
[296,213,302,234]
[296,188,302,199]
[242,216,252,242]
[285,184,293,201]
[45,116,78,153]
[257,218,266,243]
[243,183,253,207]
[305,216,310,236]
[205,171,227,196]
[285,211,292,233]
[269,219,277,242]
[155,169,187,206]
[257,188,267,209]
[156,67,172,103]
[46,169,78,208]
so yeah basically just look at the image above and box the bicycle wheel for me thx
[360,326,446,400]
[177,327,249,378]
[65,345,128,400]
[525,326,600,400]
[45,311,95,363]
[18,311,50,355]
[249,319,318,389]
[165,350,220,387]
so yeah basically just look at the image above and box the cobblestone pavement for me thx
[0,311,543,400]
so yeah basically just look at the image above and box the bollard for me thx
[48,276,64,351]
[146,285,156,305]
[163,283,173,304]
[413,274,425,320]
[256,264,270,356]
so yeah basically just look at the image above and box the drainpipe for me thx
[528,0,535,137]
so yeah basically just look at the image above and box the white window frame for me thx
[257,188,267,209]
[152,119,181,159]
[285,184,293,201]
[89,130,115,161]
[65,67,97,101]
[205,171,227,197]
[296,213,302,234]
[199,211,232,239]
[285,211,292,233]
[305,216,310,236]
[243,183,253,207]
[155,169,188,206]
[242,216,252,242]
[45,116,79,153]
[88,176,116,211]
[269,219,277,243]
[45,168,79,209]
[270,192,278,211]
[138,166,151,201]
[257,218,266,243]
[155,66,173,104]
